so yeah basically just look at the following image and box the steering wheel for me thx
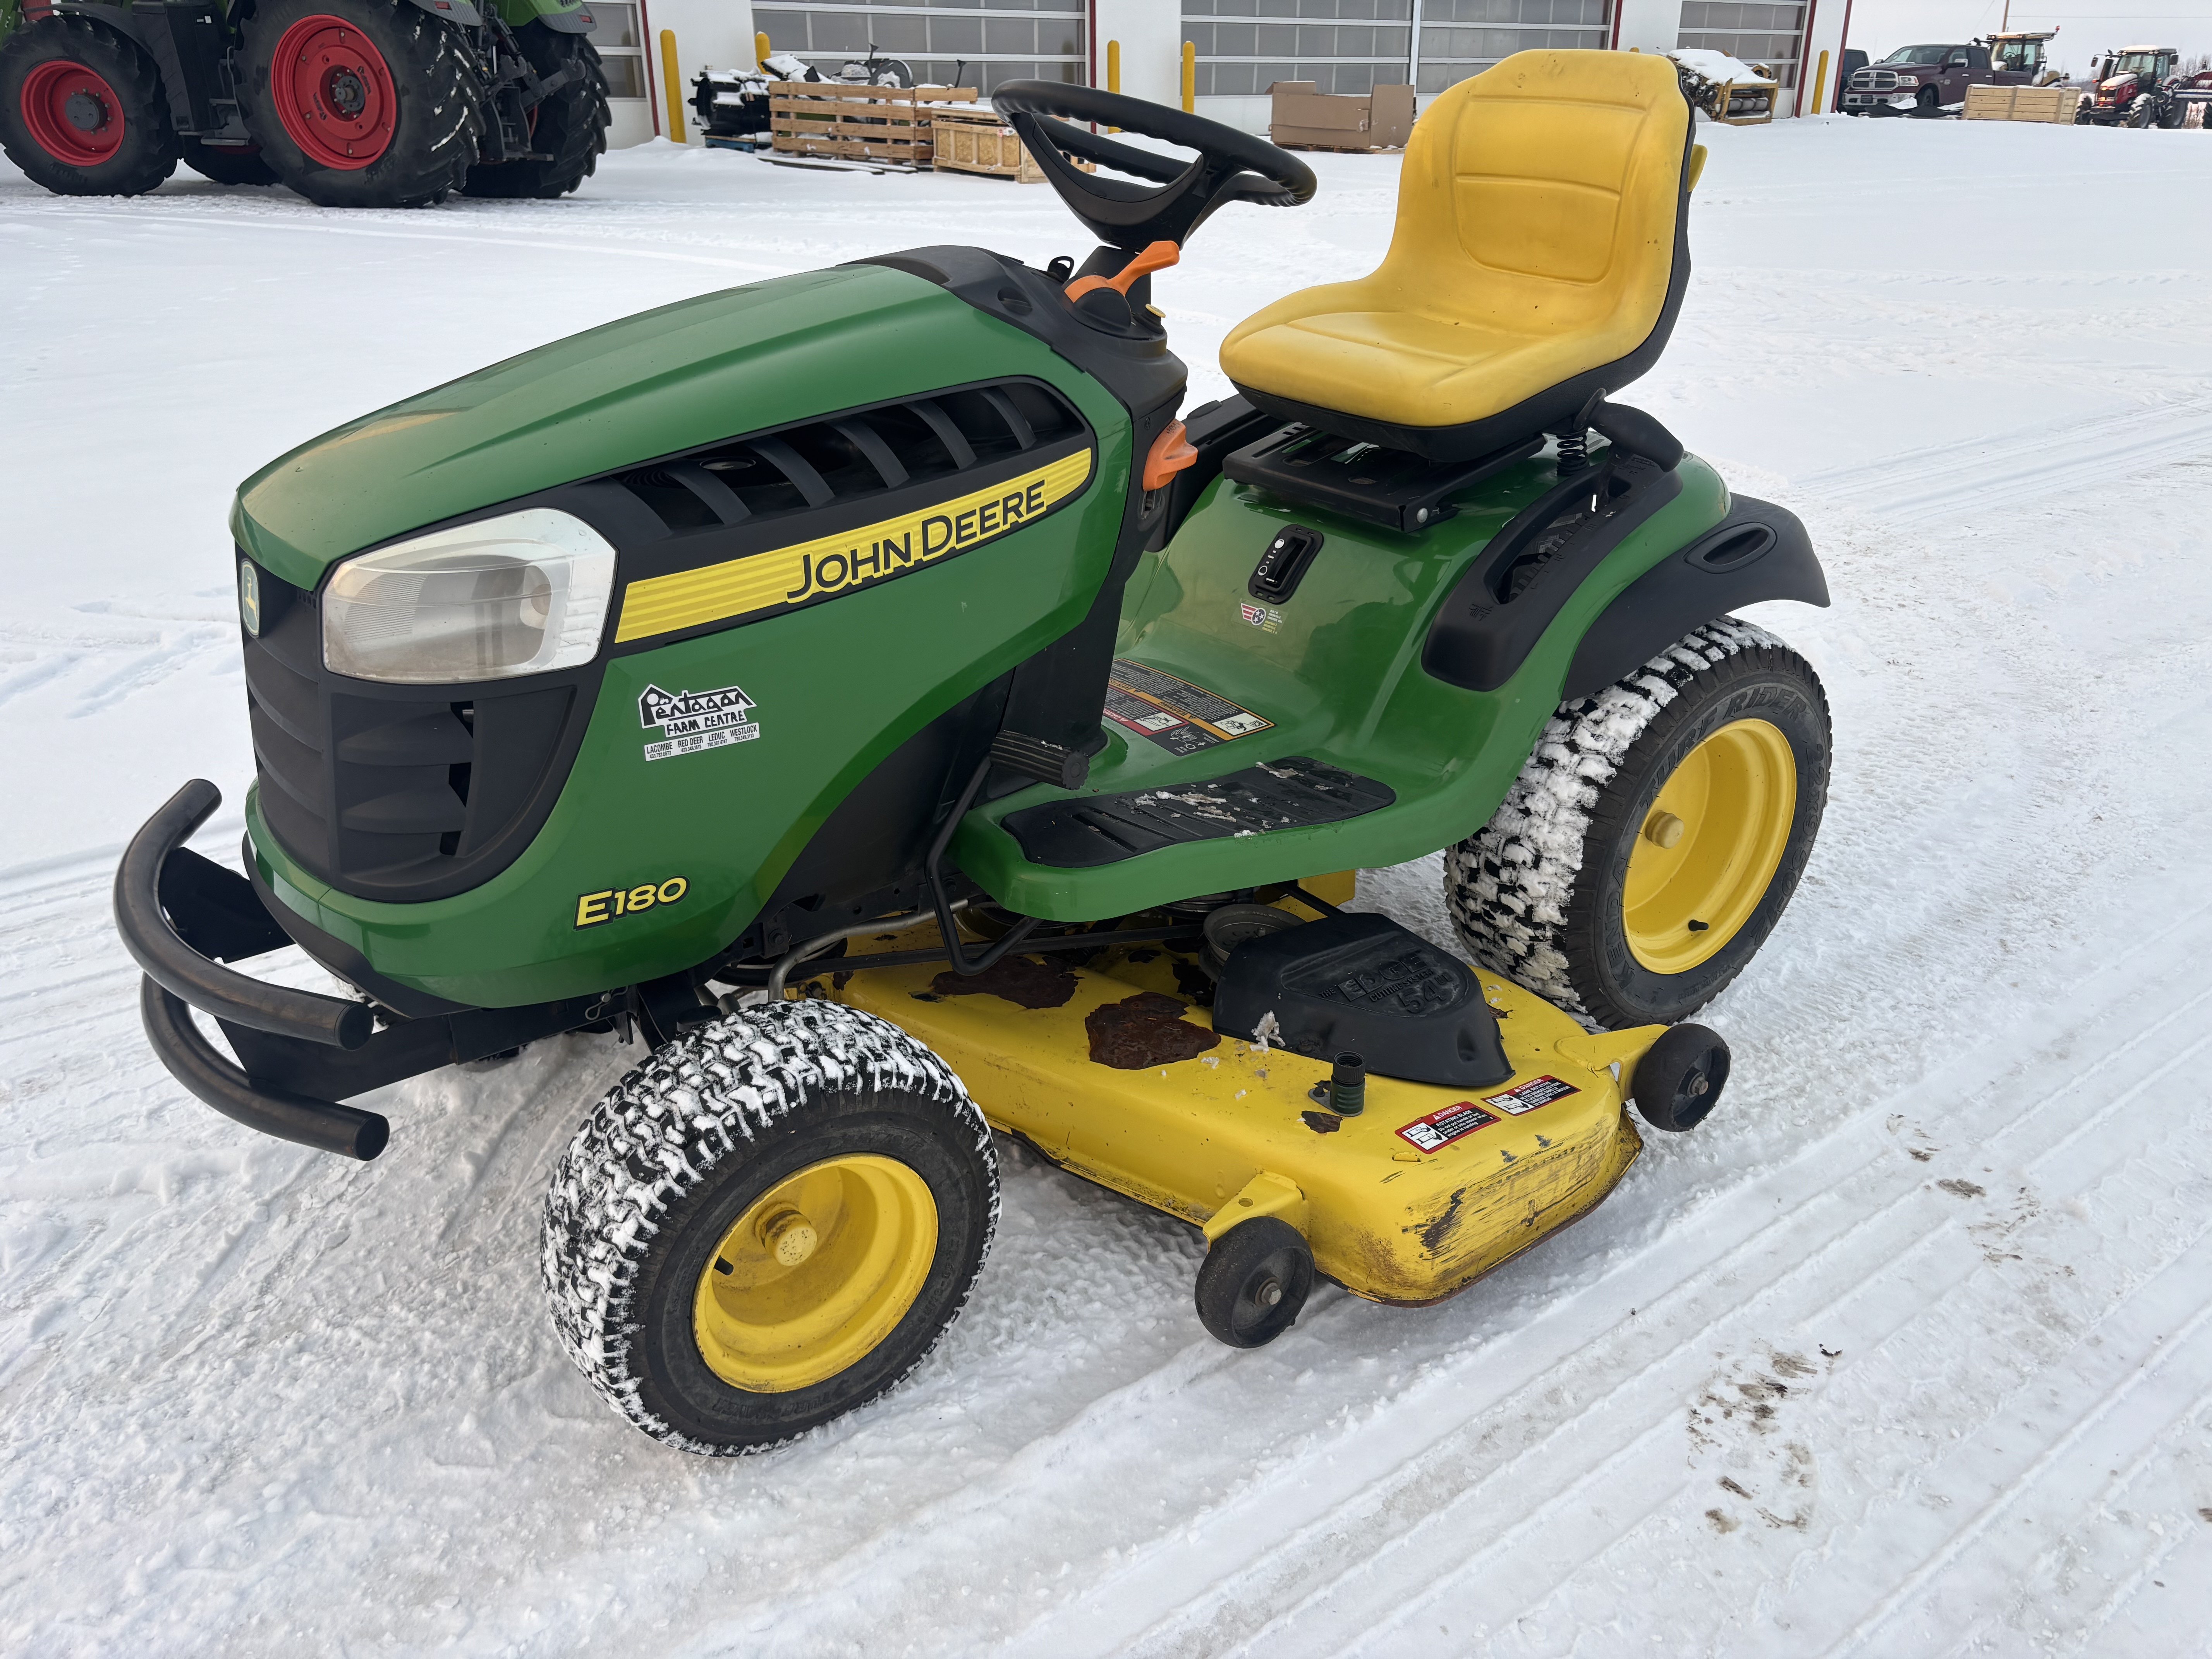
[991,82,1317,258]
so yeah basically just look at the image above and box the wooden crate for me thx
[931,104,1048,181]
[1966,83,2086,122]
[769,82,975,165]
[929,103,1094,182]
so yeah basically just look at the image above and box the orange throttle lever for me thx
[1064,239,1180,302]
[1142,420,1199,491]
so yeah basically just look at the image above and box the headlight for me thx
[321,507,617,685]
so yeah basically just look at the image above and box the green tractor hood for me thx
[230,263,1116,587]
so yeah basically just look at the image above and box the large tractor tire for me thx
[460,23,608,199]
[0,16,177,197]
[181,138,280,185]
[541,1000,999,1455]
[242,0,481,208]
[1444,619,1832,1031]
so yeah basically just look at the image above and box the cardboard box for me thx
[1268,82,1415,152]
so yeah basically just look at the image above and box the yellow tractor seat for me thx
[1221,50,1697,464]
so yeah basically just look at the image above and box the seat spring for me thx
[1556,428,1589,475]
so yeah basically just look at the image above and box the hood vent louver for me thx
[610,380,1083,536]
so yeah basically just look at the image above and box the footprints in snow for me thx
[1691,1348,1832,1536]
[0,597,237,718]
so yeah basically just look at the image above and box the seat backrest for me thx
[1382,51,1692,337]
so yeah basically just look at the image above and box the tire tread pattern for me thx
[244,0,482,208]
[0,17,178,196]
[540,999,999,1455]
[1443,617,1808,1022]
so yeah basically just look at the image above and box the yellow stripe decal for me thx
[614,447,1095,644]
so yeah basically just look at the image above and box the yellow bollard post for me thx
[1810,48,1830,117]
[1182,41,1195,114]
[661,30,687,143]
[756,31,771,70]
[1107,38,1120,131]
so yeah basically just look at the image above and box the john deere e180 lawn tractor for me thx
[117,52,1832,1454]
[0,0,608,204]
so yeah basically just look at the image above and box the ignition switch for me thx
[1249,524,1324,603]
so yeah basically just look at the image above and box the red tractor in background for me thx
[2076,46,2212,129]
[0,0,611,205]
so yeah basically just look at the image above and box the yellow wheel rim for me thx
[692,1154,938,1394]
[1623,718,1798,975]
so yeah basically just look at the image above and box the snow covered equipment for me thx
[117,50,1833,1454]
[693,51,916,146]
[1667,49,1778,125]
[0,0,610,205]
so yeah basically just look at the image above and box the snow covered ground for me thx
[5,115,2212,1655]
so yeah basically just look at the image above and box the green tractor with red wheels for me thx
[0,0,608,205]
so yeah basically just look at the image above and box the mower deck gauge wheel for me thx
[1629,1022,1731,1133]
[1196,1216,1314,1348]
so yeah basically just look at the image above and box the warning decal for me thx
[1481,1075,1580,1117]
[1395,1099,1501,1155]
[1103,658,1274,756]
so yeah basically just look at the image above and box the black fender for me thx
[1563,494,1828,701]
[29,6,212,135]
[35,2,148,47]
[532,6,596,32]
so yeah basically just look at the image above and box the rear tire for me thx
[541,1000,999,1454]
[242,0,481,208]
[1444,619,1831,1030]
[459,24,608,199]
[182,138,280,185]
[0,17,177,197]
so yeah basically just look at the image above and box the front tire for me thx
[1444,620,1831,1030]
[459,24,608,199]
[541,1000,999,1455]
[242,0,481,208]
[0,17,177,197]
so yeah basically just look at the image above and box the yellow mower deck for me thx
[809,900,1663,1307]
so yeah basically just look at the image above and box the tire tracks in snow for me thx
[984,892,2212,1658]
[1796,393,2212,522]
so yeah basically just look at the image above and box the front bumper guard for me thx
[116,780,600,1161]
